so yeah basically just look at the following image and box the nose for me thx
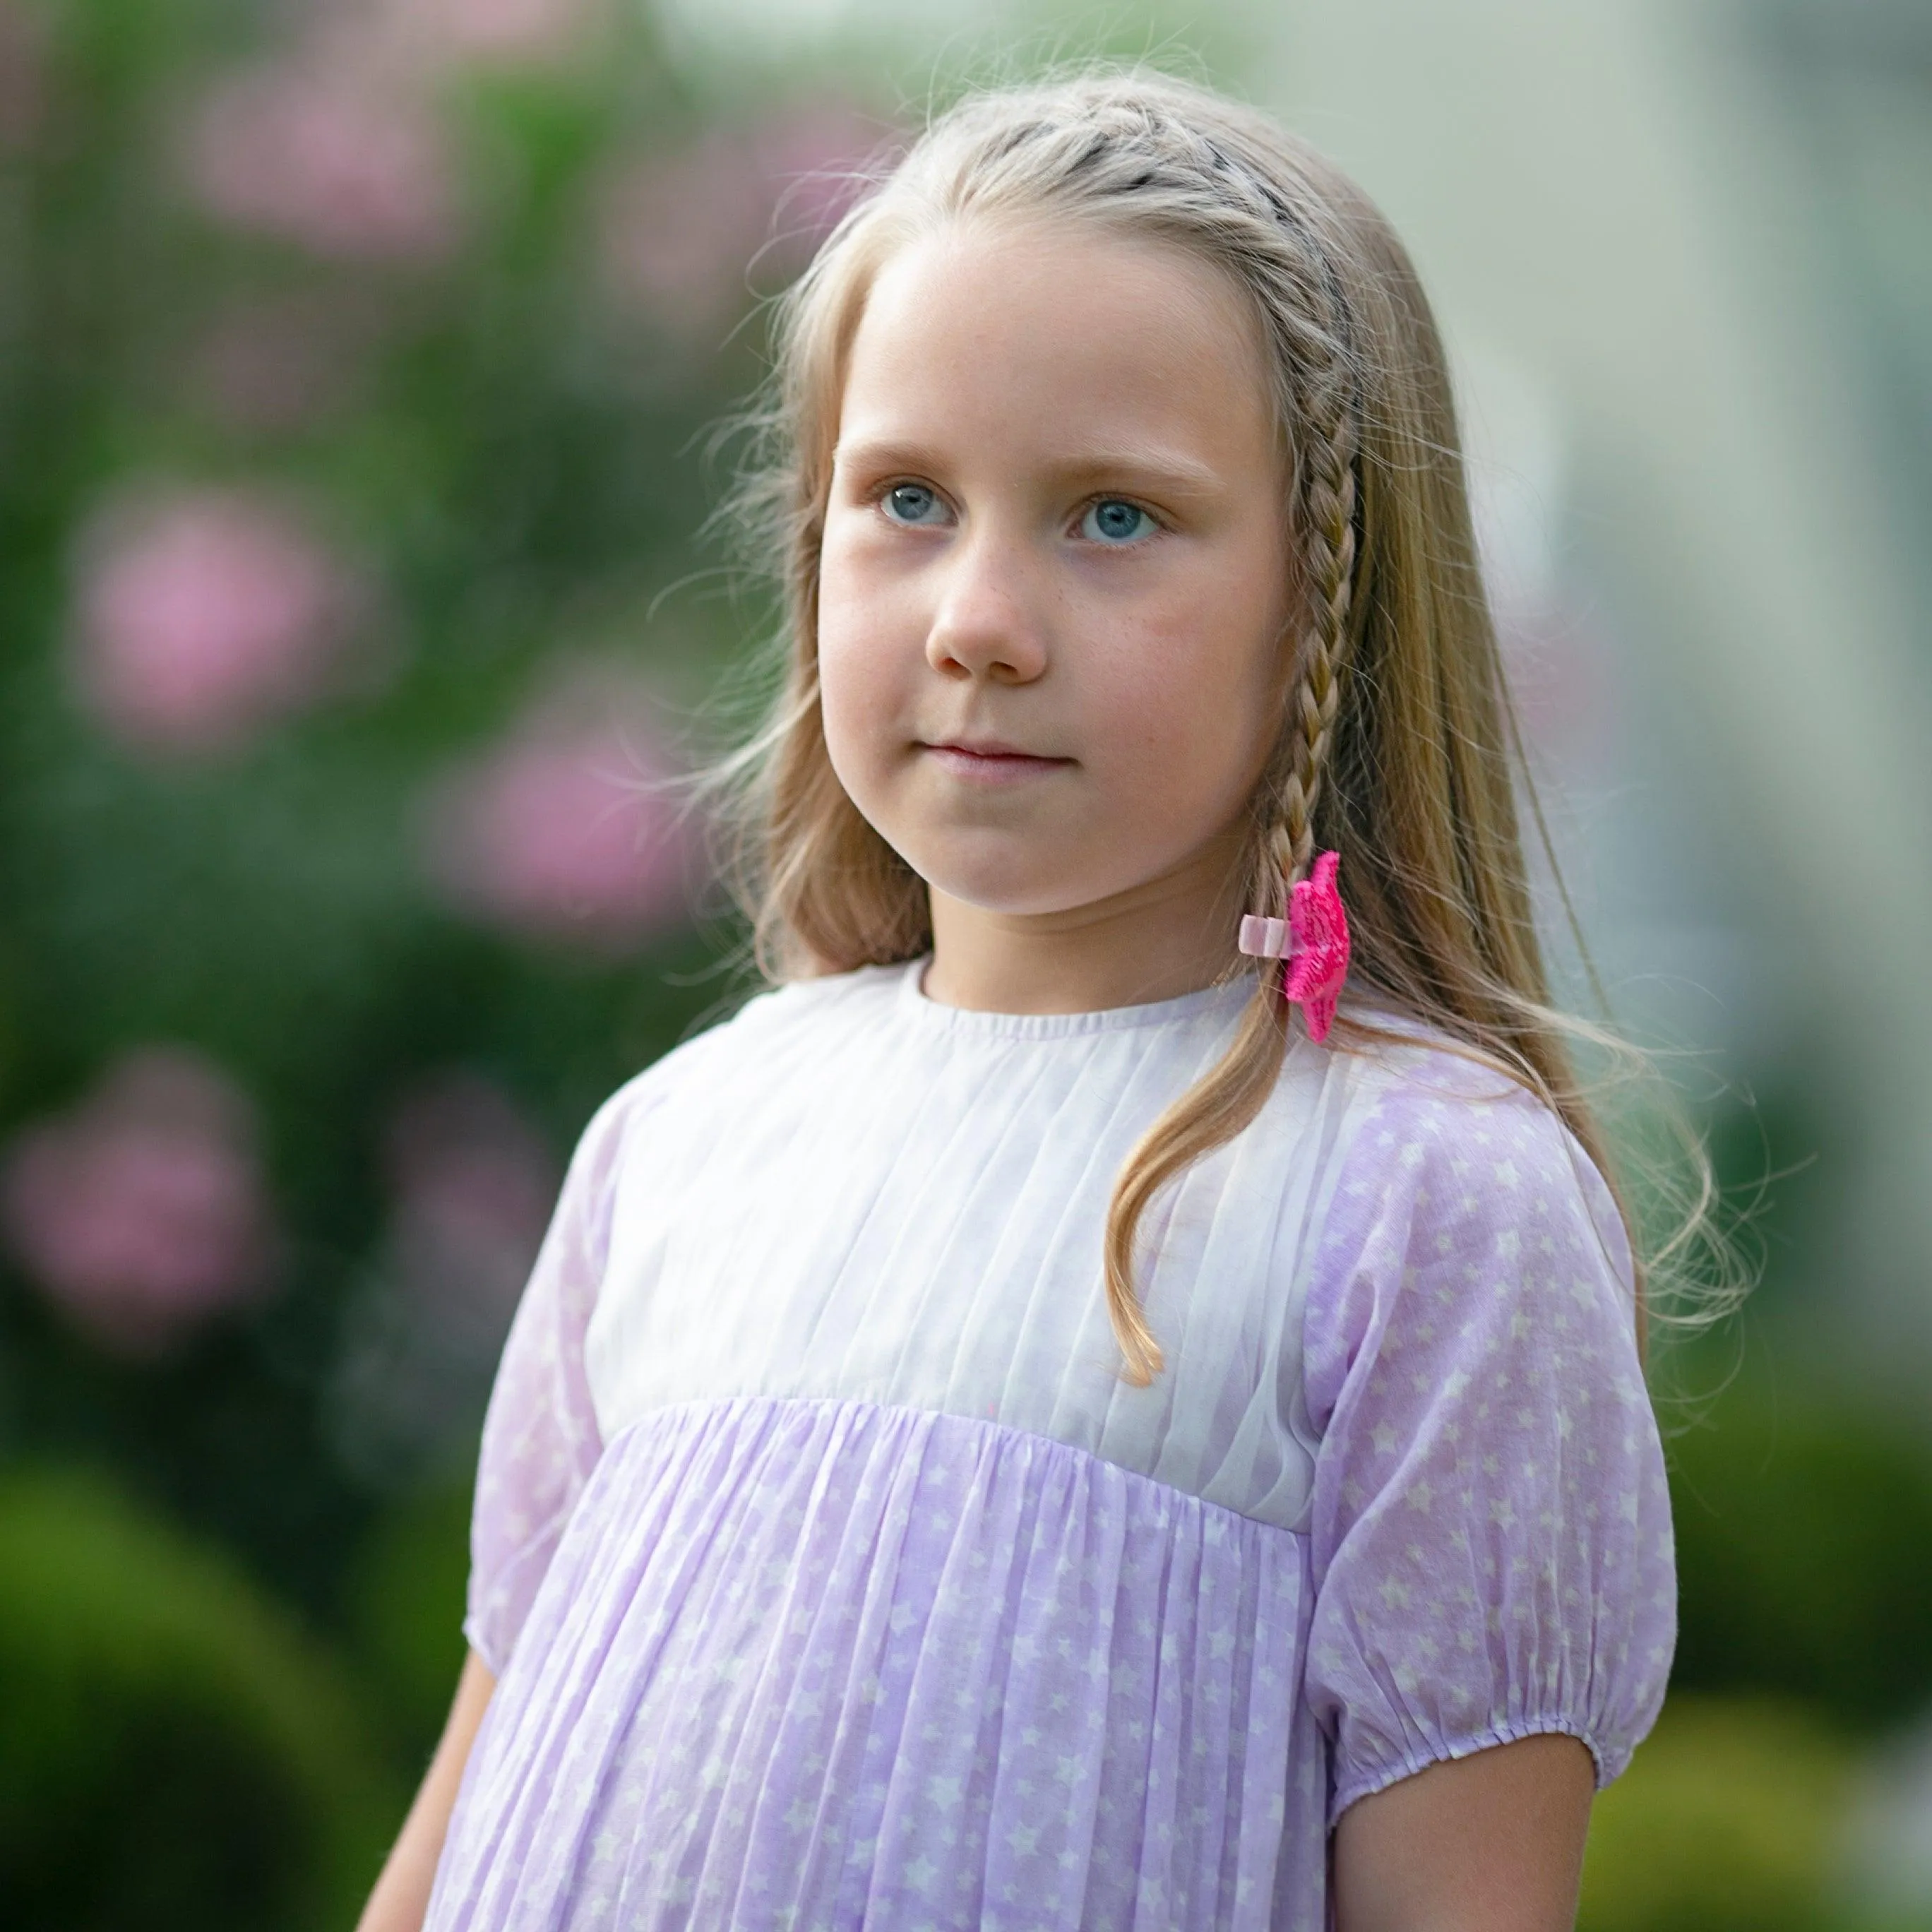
[924,527,1049,685]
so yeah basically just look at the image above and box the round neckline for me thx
[893,955,1253,1039]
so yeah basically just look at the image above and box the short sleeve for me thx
[462,1083,633,1676]
[1299,1072,1675,1825]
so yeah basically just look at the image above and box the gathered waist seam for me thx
[597,1388,1308,1545]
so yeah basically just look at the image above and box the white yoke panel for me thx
[584,963,1378,1533]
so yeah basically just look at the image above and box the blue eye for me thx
[882,483,946,525]
[1081,498,1155,544]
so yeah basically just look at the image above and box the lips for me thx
[919,739,1073,780]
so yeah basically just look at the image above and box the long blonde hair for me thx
[715,68,1707,1384]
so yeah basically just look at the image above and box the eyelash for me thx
[868,482,1168,542]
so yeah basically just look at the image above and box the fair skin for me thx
[357,215,1597,1932]
[818,217,1292,1015]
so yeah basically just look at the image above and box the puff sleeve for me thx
[461,1083,632,1676]
[1299,1075,1675,1825]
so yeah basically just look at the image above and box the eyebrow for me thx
[831,437,1229,501]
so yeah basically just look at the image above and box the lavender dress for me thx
[425,962,1674,1932]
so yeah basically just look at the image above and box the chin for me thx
[890,818,1150,919]
[901,842,1044,907]
[917,855,1122,921]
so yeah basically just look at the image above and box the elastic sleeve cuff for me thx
[1328,1717,1620,1831]
[461,1609,508,1681]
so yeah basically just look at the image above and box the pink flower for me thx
[181,56,461,262]
[419,667,696,953]
[595,132,770,334]
[70,484,369,757]
[383,1072,558,1340]
[1,1049,280,1357]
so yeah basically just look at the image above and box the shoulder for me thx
[1302,1017,1634,1324]
[1297,1024,1645,1438]
[1330,1020,1623,1246]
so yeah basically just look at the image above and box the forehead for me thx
[835,216,1280,475]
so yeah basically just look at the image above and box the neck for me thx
[922,840,1247,1015]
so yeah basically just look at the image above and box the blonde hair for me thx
[715,68,1714,1385]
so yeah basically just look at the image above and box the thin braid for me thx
[1272,381,1359,900]
[1186,129,1364,907]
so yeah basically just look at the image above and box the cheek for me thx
[1092,597,1285,818]
[815,547,909,785]
[815,637,877,794]
[1097,679,1255,832]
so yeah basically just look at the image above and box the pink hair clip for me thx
[1237,849,1350,1042]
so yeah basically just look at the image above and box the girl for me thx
[359,69,1676,1932]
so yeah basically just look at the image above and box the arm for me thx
[354,1648,497,1932]
[1332,1731,1594,1932]
[1299,1080,1674,1924]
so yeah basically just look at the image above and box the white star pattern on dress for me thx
[436,977,1673,1932]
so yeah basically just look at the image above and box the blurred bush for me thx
[345,1477,474,1767]
[0,0,883,1599]
[1578,1695,1856,1932]
[0,1465,398,1930]
[0,0,887,1914]
[1576,1366,1932,1931]
[1667,1376,1932,1731]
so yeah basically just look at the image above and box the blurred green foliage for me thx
[346,1477,475,1767]
[1570,1361,1932,1930]
[0,0,770,1603]
[0,1466,398,1929]
[1578,1696,1856,1932]
[1668,1380,1932,1730]
[0,0,847,1915]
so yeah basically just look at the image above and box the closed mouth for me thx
[919,740,1074,768]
